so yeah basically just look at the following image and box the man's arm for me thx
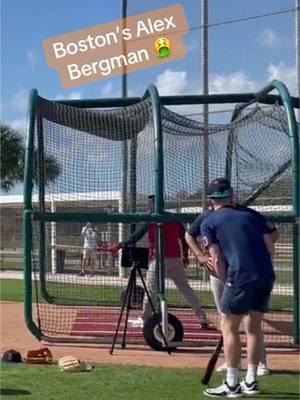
[119,222,150,248]
[200,218,227,281]
[264,233,275,260]
[245,207,279,256]
[185,212,212,265]
[244,206,279,244]
[207,244,227,283]
[268,224,279,244]
[185,232,211,265]
[247,208,277,259]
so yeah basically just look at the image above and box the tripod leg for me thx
[121,270,134,349]
[137,268,171,355]
[109,269,133,355]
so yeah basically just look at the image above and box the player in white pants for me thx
[79,222,101,277]
[185,179,279,376]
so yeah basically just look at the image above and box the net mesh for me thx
[30,95,295,347]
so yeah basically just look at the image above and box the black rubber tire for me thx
[120,285,144,309]
[143,313,184,351]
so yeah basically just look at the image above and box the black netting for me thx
[29,95,295,347]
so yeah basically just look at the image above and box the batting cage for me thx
[23,80,299,350]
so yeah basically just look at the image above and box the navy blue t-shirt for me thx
[188,205,277,238]
[188,210,212,237]
[200,205,275,287]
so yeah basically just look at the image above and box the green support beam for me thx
[145,84,166,302]
[32,211,295,224]
[54,93,299,109]
[23,88,42,340]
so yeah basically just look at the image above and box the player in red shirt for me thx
[110,195,210,329]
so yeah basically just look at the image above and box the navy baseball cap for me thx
[207,178,233,199]
[2,349,22,363]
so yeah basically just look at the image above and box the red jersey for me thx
[148,223,185,260]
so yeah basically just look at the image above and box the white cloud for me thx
[68,91,82,100]
[186,37,199,53]
[26,50,39,69]
[99,82,139,98]
[267,63,297,96]
[155,69,190,95]
[10,88,28,113]
[155,69,259,98]
[258,29,283,49]
[155,64,297,98]
[128,88,137,97]
[154,69,258,116]
[9,118,27,135]
[209,71,258,94]
[100,82,114,97]
[154,65,298,121]
[54,91,83,100]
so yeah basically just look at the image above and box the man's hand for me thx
[196,253,215,275]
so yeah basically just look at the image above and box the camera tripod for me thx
[110,247,171,355]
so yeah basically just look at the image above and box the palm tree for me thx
[1,123,61,192]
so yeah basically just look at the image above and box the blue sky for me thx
[1,0,298,194]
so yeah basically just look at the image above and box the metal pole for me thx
[50,200,57,274]
[296,0,300,121]
[293,2,299,344]
[119,0,128,278]
[201,0,209,209]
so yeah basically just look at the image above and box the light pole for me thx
[119,0,128,277]
[201,0,209,209]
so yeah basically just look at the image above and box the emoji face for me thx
[154,37,171,54]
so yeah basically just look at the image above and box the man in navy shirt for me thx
[185,179,278,377]
[199,179,275,398]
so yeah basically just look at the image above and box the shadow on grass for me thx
[0,389,31,396]
[270,370,299,375]
[258,394,299,399]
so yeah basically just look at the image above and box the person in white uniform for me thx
[79,222,101,277]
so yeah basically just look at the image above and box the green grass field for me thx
[0,261,294,286]
[1,363,299,400]
[0,279,293,311]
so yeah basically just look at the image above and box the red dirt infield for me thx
[1,302,299,371]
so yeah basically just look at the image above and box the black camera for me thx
[121,247,149,270]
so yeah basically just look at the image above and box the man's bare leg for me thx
[221,313,243,387]
[244,311,264,384]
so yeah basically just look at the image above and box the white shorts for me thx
[82,249,97,262]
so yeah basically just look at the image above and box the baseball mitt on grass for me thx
[24,347,53,364]
[58,356,93,372]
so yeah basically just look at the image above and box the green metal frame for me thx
[23,89,41,339]
[228,80,299,345]
[24,80,299,344]
[144,85,166,303]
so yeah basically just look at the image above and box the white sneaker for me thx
[257,362,270,376]
[240,380,260,395]
[203,381,243,398]
[128,317,144,328]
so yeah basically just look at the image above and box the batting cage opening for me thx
[24,80,299,349]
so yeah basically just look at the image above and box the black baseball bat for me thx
[201,335,223,385]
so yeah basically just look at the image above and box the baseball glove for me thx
[58,356,93,372]
[25,347,53,364]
